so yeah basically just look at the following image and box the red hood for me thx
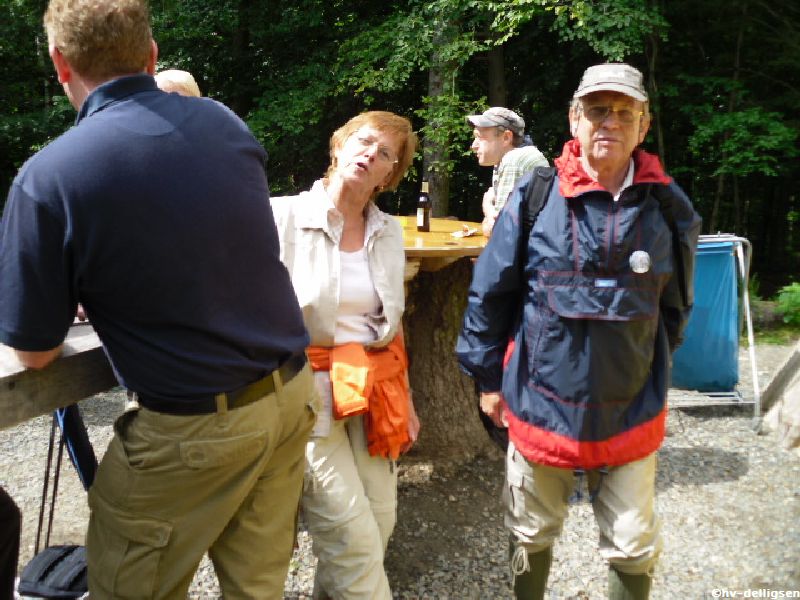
[554,138,671,198]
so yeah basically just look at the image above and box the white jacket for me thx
[270,180,405,348]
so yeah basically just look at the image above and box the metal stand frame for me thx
[669,234,761,418]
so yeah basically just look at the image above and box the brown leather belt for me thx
[137,353,306,415]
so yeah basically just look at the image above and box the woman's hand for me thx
[402,394,420,454]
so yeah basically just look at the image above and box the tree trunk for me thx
[36,33,50,123]
[646,29,666,166]
[486,45,507,107]
[229,0,253,116]
[403,259,495,462]
[713,1,748,235]
[710,173,724,234]
[422,26,456,217]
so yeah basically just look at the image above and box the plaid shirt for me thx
[491,145,549,216]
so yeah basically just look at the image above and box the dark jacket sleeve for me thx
[455,176,530,392]
[658,181,702,352]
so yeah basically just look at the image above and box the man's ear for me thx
[568,105,579,137]
[638,112,652,145]
[49,46,71,84]
[146,39,158,75]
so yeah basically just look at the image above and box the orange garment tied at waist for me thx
[307,334,410,460]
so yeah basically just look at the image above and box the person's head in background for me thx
[155,69,201,97]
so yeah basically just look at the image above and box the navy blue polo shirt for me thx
[0,74,309,400]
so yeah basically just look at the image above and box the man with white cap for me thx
[467,107,548,237]
[457,64,701,599]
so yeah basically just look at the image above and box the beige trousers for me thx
[505,442,662,575]
[86,365,316,599]
[303,414,397,600]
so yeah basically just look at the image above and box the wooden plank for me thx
[0,324,117,430]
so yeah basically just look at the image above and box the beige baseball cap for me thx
[574,63,648,102]
[466,107,525,137]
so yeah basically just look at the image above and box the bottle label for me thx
[417,207,425,227]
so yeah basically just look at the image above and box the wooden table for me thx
[395,216,486,282]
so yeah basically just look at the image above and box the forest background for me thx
[1,0,798,295]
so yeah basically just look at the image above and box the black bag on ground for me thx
[17,405,95,599]
[17,545,87,599]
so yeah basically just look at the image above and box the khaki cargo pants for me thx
[505,442,662,575]
[86,365,316,599]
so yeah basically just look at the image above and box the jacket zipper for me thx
[606,195,618,274]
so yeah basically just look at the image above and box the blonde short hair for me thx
[326,111,418,194]
[44,0,152,80]
[155,69,202,97]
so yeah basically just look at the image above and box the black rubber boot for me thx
[607,566,651,600]
[509,540,552,600]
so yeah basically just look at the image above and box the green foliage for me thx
[489,0,666,60]
[747,272,762,303]
[777,283,800,326]
[0,0,798,296]
[685,88,798,178]
[334,0,662,184]
[749,325,800,346]
[416,92,487,176]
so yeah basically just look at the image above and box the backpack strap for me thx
[651,183,689,307]
[521,166,557,240]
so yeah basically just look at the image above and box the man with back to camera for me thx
[0,0,316,597]
[467,107,548,237]
[457,64,701,599]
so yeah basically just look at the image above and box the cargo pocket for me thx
[87,492,172,599]
[179,430,267,469]
[505,447,529,519]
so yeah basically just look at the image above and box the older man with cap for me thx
[457,64,701,599]
[467,107,548,237]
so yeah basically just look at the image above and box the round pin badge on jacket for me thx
[629,250,651,273]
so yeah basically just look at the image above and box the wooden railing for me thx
[0,324,117,429]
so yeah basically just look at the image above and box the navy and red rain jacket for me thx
[456,140,701,469]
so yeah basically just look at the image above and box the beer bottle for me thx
[417,180,431,232]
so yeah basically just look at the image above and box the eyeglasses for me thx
[581,105,644,124]
[352,135,399,164]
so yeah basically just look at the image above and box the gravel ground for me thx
[2,343,798,599]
